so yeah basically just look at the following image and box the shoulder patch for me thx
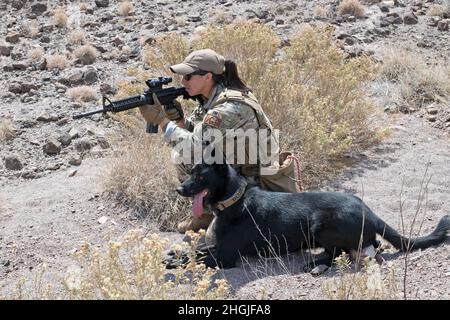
[203,113,222,128]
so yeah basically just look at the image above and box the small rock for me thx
[43,138,62,155]
[427,107,438,115]
[58,133,72,146]
[95,0,109,8]
[403,12,418,24]
[68,155,82,166]
[97,216,108,224]
[68,127,80,139]
[437,20,449,31]
[75,137,93,153]
[37,113,58,122]
[426,115,437,122]
[68,170,77,177]
[0,45,11,56]
[5,32,20,43]
[31,3,47,15]
[3,154,23,170]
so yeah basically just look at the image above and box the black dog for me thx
[175,163,450,271]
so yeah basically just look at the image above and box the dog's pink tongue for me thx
[192,192,204,218]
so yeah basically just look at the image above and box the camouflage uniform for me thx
[164,83,276,183]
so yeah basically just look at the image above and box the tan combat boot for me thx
[177,214,214,233]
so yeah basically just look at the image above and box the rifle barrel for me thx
[73,108,106,119]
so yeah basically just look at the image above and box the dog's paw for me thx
[162,251,190,269]
[303,263,329,276]
[309,264,329,276]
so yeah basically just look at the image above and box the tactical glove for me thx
[138,93,166,125]
[164,100,184,122]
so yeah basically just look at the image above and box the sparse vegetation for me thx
[174,16,187,27]
[337,0,365,18]
[73,44,98,65]
[108,23,384,224]
[68,29,87,45]
[427,4,447,17]
[209,9,234,25]
[2,0,447,302]
[379,47,450,109]
[79,2,88,11]
[322,253,400,299]
[67,86,97,102]
[28,46,44,63]
[21,21,39,39]
[63,229,222,299]
[142,33,190,74]
[0,119,16,143]
[193,23,382,186]
[101,122,190,230]
[53,7,68,28]
[1,230,229,300]
[117,1,134,16]
[313,5,330,18]
[46,53,70,70]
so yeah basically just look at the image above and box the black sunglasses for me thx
[183,70,209,81]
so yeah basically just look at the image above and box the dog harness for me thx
[215,179,248,211]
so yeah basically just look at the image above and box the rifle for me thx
[72,77,189,133]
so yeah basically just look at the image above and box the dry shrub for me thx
[21,21,40,39]
[46,53,70,70]
[313,5,330,18]
[322,254,400,300]
[117,1,134,16]
[53,7,68,28]
[111,23,382,221]
[68,29,86,45]
[114,68,152,99]
[209,8,234,25]
[101,119,190,230]
[62,229,229,299]
[427,4,447,17]
[28,46,44,62]
[193,24,380,185]
[79,2,88,11]
[2,230,229,300]
[142,33,190,76]
[192,22,280,92]
[73,44,97,65]
[0,119,17,143]
[379,48,450,108]
[121,45,132,56]
[338,0,365,17]
[174,16,187,27]
[67,86,97,102]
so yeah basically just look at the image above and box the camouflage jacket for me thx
[164,84,274,177]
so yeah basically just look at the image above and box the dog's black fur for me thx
[176,163,450,270]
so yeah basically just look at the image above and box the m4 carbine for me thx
[72,77,189,133]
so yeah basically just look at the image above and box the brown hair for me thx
[213,59,252,93]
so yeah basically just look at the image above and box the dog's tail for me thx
[376,215,450,252]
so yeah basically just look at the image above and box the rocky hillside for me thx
[1,0,449,180]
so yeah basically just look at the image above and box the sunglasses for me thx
[183,70,209,81]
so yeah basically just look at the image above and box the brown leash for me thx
[287,154,303,192]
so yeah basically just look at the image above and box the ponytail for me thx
[213,59,252,93]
